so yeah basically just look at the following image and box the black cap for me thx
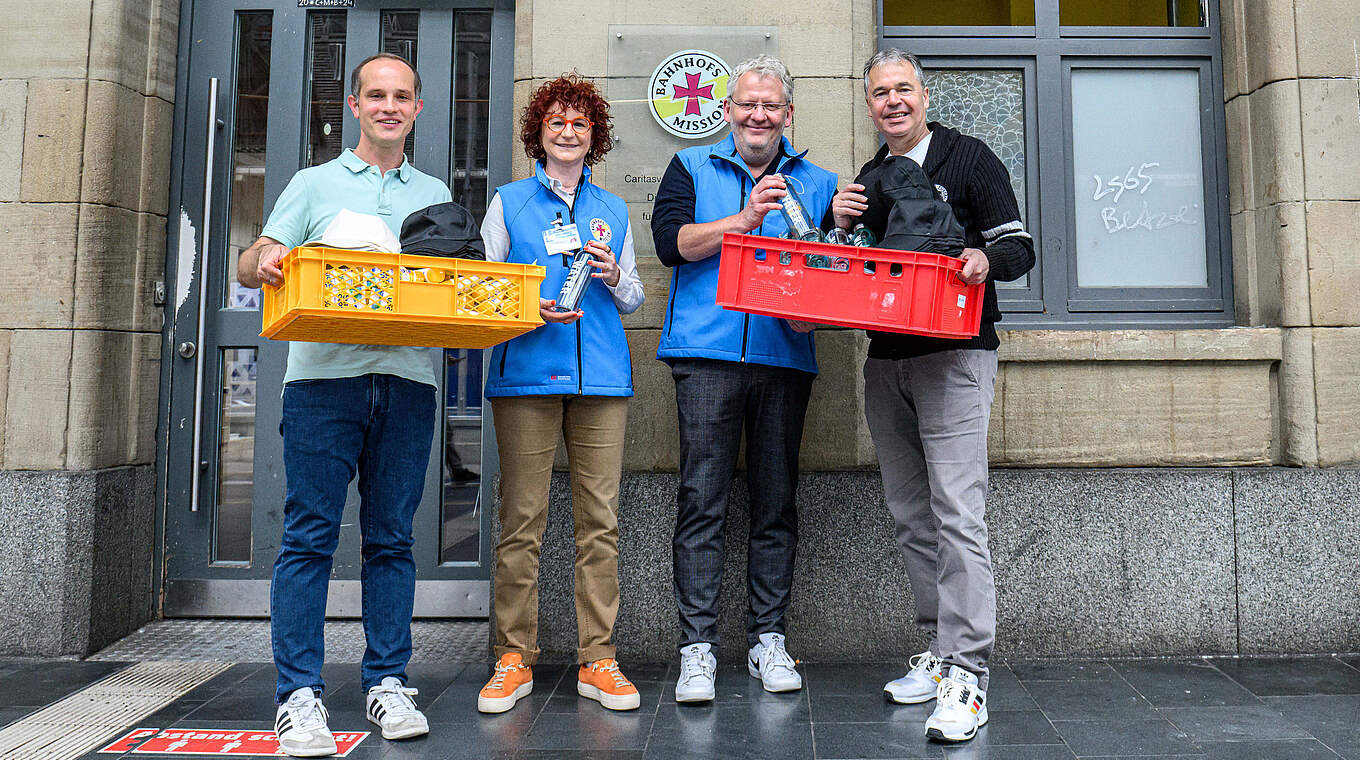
[861,156,965,256]
[400,202,486,259]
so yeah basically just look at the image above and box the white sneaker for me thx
[747,632,802,693]
[366,676,430,740]
[884,650,945,704]
[275,687,338,757]
[924,666,988,743]
[675,642,717,703]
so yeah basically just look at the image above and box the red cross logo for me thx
[671,72,714,116]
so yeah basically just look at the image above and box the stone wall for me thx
[502,0,1360,666]
[511,467,1360,663]
[0,0,178,654]
[0,0,1355,658]
[1220,0,1360,466]
[514,0,1353,472]
[0,467,156,656]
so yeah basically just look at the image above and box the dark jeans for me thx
[670,358,815,649]
[272,374,435,703]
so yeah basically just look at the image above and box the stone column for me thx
[0,0,178,656]
[1222,0,1360,467]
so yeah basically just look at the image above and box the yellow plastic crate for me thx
[261,247,545,349]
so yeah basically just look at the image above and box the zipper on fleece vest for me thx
[563,182,584,394]
[715,161,754,364]
[716,149,802,364]
[665,266,678,337]
[575,320,583,394]
[498,179,585,385]
[740,173,751,363]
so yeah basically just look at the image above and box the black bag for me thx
[858,156,965,256]
[400,202,486,260]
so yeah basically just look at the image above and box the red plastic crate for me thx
[716,233,983,338]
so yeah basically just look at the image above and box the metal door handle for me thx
[190,77,219,513]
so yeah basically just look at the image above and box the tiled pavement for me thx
[2,654,1358,758]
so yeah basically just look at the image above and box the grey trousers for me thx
[863,350,998,690]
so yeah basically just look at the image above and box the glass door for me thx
[159,0,513,617]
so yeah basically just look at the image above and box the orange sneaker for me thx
[577,658,641,711]
[477,653,533,713]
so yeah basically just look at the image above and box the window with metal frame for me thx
[881,0,1231,328]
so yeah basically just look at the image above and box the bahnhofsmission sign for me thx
[603,27,776,209]
[648,49,731,139]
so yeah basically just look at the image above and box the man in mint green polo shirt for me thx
[237,52,449,757]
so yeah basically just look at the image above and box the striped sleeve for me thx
[967,146,1035,284]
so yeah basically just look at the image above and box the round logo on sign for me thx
[649,49,731,140]
[589,217,612,244]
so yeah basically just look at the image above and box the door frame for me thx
[153,0,515,618]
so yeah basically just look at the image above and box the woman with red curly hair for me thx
[476,74,644,715]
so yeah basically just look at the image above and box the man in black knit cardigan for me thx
[826,48,1035,744]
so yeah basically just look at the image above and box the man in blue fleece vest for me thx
[650,54,837,702]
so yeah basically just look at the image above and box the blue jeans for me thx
[272,374,435,703]
[670,358,814,649]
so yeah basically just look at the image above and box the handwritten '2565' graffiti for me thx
[1092,162,1199,235]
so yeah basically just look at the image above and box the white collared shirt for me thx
[480,176,645,315]
[891,129,933,167]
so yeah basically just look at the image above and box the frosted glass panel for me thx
[1071,68,1206,288]
[224,11,270,311]
[452,11,492,220]
[927,69,1028,288]
[306,12,347,168]
[928,69,1026,224]
[380,10,419,160]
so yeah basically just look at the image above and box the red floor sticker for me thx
[99,727,369,756]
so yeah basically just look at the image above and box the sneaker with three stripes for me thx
[275,687,338,757]
[366,676,430,740]
[884,650,945,704]
[924,665,988,743]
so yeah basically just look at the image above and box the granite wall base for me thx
[1234,467,1360,653]
[0,466,155,656]
[492,467,1360,664]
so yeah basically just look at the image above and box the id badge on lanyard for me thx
[542,221,583,266]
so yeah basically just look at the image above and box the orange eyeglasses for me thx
[542,114,594,134]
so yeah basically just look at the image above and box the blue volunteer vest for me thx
[485,164,634,397]
[657,134,837,373]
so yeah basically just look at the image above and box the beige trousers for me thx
[490,394,628,665]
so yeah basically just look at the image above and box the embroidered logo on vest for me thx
[589,217,612,243]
